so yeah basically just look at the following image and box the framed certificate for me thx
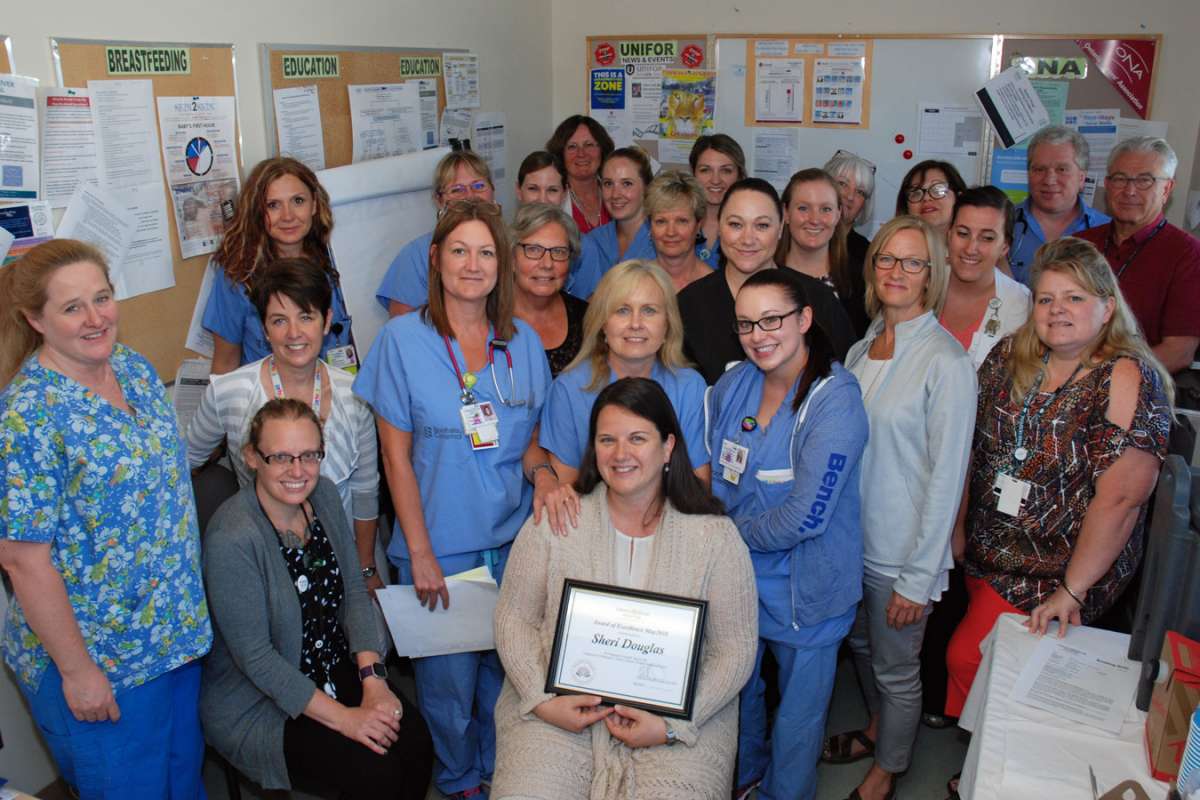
[545,579,707,719]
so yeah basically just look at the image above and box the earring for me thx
[663,464,670,474]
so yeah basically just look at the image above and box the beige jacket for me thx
[491,489,758,800]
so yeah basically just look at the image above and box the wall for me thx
[550,0,1200,228]
[0,0,551,790]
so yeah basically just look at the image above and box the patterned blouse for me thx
[964,339,1170,622]
[0,345,212,692]
[276,510,350,699]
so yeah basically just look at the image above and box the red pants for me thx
[945,576,1026,717]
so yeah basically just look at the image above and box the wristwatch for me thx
[359,662,387,682]
[664,722,678,746]
[361,565,378,579]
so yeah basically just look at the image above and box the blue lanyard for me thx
[1012,353,1082,466]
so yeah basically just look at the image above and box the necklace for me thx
[569,183,602,228]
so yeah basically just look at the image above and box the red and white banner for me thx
[1075,38,1157,119]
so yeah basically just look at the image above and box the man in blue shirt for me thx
[1008,125,1109,285]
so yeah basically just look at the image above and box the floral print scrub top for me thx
[0,345,212,692]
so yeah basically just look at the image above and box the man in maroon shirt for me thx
[1077,137,1200,374]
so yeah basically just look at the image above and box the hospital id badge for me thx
[719,439,749,485]
[460,401,500,450]
[992,472,1031,517]
[324,344,358,374]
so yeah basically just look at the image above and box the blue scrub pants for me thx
[23,660,206,800]
[737,638,841,800]
[396,547,509,795]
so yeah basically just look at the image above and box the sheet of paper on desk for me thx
[1010,624,1138,735]
[376,571,498,658]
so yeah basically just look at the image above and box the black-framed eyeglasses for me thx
[518,242,571,262]
[733,308,801,335]
[255,448,325,467]
[1105,173,1168,191]
[905,182,951,202]
[873,253,930,274]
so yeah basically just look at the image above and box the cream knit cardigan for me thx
[491,489,758,800]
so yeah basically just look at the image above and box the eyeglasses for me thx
[733,308,801,335]
[1105,173,1168,191]
[441,180,490,199]
[905,182,951,203]
[565,141,600,154]
[254,448,325,467]
[873,253,930,274]
[518,242,571,262]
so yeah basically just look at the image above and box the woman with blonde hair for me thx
[645,170,712,291]
[375,149,496,315]
[0,240,211,796]
[945,237,1171,718]
[203,156,355,374]
[825,216,976,800]
[540,259,709,490]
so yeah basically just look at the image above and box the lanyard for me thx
[443,335,519,406]
[267,356,322,417]
[1106,217,1167,279]
[1012,353,1082,465]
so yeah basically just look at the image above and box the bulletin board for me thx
[584,34,712,168]
[1,36,13,73]
[713,35,996,232]
[740,37,875,130]
[52,37,242,379]
[260,43,467,170]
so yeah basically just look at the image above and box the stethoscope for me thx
[443,336,525,408]
[1011,205,1096,271]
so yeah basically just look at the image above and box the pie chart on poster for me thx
[186,137,214,176]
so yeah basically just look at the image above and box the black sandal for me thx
[822,729,876,764]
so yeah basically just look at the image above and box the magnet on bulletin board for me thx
[903,150,913,160]
[894,133,905,144]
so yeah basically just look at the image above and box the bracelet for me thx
[1060,580,1084,607]
[528,462,558,483]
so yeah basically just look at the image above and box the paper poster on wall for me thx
[0,201,53,264]
[1030,79,1069,127]
[273,85,325,171]
[590,68,630,145]
[443,53,480,110]
[439,107,472,147]
[627,64,664,140]
[417,79,439,149]
[89,79,163,190]
[975,67,1050,149]
[347,83,422,163]
[1064,108,1118,205]
[990,146,1030,203]
[752,128,799,192]
[56,183,136,278]
[0,227,13,264]
[0,74,40,200]
[754,59,805,124]
[115,181,175,299]
[472,112,506,181]
[812,58,865,124]
[659,70,715,139]
[39,88,100,208]
[918,103,982,157]
[157,96,239,259]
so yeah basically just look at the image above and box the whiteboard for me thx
[715,37,996,233]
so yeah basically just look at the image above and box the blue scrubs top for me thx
[353,314,551,563]
[567,219,657,300]
[1009,199,1108,286]
[539,360,708,471]
[696,236,721,270]
[708,361,867,643]
[201,260,354,366]
[375,230,434,310]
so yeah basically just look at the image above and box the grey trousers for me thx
[846,568,932,774]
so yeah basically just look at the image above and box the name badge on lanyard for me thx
[460,401,500,450]
[324,344,358,374]
[719,438,749,485]
[992,472,1031,517]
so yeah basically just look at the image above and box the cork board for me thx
[261,43,465,169]
[1,36,13,73]
[52,37,241,379]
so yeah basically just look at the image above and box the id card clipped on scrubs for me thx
[719,439,749,485]
[461,401,500,450]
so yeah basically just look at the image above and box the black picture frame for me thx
[544,578,707,720]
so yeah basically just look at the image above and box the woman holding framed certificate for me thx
[492,378,758,799]
[708,268,869,800]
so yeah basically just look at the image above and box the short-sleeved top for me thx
[375,230,434,310]
[0,345,212,692]
[543,292,589,378]
[540,360,708,470]
[696,236,722,270]
[202,259,355,365]
[1078,217,1200,346]
[567,219,657,300]
[677,267,857,385]
[964,340,1170,622]
[1009,199,1109,286]
[353,314,552,562]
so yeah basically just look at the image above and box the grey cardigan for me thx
[199,478,382,790]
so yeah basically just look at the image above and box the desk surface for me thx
[959,614,1169,800]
